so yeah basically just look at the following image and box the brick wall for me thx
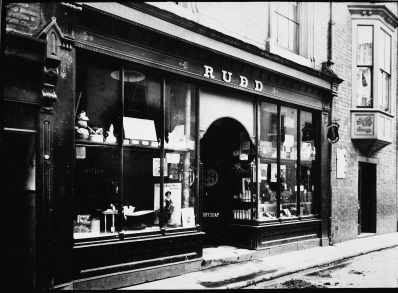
[330,2,398,242]
[395,2,398,232]
[5,2,44,36]
[313,2,329,70]
[196,2,268,50]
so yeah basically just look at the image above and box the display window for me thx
[300,110,316,216]
[73,52,198,239]
[258,102,278,219]
[280,106,298,218]
[257,102,318,221]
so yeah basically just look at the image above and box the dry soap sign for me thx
[354,114,374,135]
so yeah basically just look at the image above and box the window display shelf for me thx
[75,139,118,147]
[165,147,192,152]
[122,143,160,151]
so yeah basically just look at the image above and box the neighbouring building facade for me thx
[2,1,397,290]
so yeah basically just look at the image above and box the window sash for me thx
[357,26,373,66]
[275,2,299,53]
[380,29,391,74]
[379,70,390,112]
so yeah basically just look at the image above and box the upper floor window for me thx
[268,2,314,67]
[274,2,299,53]
[379,28,391,112]
[356,25,373,107]
[350,4,397,115]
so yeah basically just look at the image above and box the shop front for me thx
[3,3,342,290]
[199,85,326,250]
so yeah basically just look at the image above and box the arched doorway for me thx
[200,117,255,246]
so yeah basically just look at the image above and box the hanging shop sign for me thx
[327,121,340,143]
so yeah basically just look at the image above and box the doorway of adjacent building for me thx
[358,162,376,234]
[200,117,253,246]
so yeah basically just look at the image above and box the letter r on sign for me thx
[204,65,215,79]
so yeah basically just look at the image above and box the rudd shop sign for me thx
[203,65,265,92]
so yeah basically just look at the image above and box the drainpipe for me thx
[328,2,334,245]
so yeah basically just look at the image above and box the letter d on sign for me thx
[255,80,263,91]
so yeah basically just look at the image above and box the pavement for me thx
[119,232,398,290]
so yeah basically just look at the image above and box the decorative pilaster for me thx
[36,17,75,112]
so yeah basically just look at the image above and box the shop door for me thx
[200,117,253,245]
[358,162,376,234]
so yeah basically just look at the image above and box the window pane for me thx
[280,106,297,218]
[288,2,298,22]
[123,71,161,146]
[74,147,120,238]
[277,14,289,48]
[123,72,162,233]
[357,26,373,66]
[289,22,298,52]
[356,67,372,107]
[162,80,197,228]
[380,71,390,112]
[78,62,119,136]
[383,30,391,73]
[275,2,299,53]
[123,150,161,232]
[258,102,278,220]
[74,56,122,239]
[300,111,316,216]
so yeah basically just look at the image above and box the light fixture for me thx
[110,70,145,83]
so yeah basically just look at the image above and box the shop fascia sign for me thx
[203,65,265,92]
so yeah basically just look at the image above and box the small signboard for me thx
[181,207,195,227]
[353,114,374,136]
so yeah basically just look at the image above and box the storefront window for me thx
[280,106,298,218]
[300,111,316,216]
[258,102,278,220]
[258,102,317,221]
[159,79,197,228]
[73,53,198,239]
[74,148,121,237]
[122,72,162,233]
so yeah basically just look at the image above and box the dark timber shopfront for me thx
[3,3,343,290]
